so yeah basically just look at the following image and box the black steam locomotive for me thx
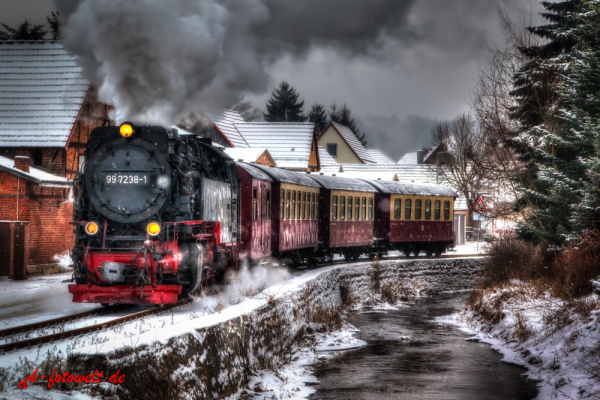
[68,123,239,304]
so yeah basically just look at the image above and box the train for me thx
[67,123,458,305]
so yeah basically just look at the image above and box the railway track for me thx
[0,298,192,353]
[0,253,483,354]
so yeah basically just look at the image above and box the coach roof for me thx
[364,180,458,197]
[236,162,273,182]
[307,174,377,192]
[251,164,321,188]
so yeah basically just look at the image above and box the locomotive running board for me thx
[68,284,182,304]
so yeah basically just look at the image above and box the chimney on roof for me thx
[416,150,425,164]
[14,156,30,173]
[339,164,344,173]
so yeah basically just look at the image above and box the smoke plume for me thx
[55,0,418,125]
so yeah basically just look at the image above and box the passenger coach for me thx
[251,164,322,265]
[308,174,378,261]
[366,180,457,257]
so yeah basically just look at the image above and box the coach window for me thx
[253,187,258,221]
[415,199,422,220]
[355,197,360,220]
[266,190,271,220]
[347,196,353,220]
[434,200,441,220]
[302,192,307,219]
[297,192,301,220]
[315,195,319,220]
[286,190,291,219]
[332,195,338,220]
[405,199,412,220]
[368,197,373,220]
[361,197,367,220]
[312,193,316,219]
[340,196,346,220]
[280,190,285,219]
[292,191,296,219]
[425,199,431,220]
[444,200,450,220]
[307,192,311,220]
[394,198,401,220]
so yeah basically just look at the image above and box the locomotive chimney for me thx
[14,156,30,173]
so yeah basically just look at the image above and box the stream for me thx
[311,292,538,399]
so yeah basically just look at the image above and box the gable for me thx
[317,125,362,164]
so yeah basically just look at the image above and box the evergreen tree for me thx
[263,81,306,122]
[47,11,60,40]
[560,4,600,234]
[0,20,47,40]
[308,103,327,132]
[330,102,367,146]
[508,0,590,244]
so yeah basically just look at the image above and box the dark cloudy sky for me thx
[2,0,546,161]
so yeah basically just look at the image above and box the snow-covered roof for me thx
[0,155,71,186]
[321,122,374,163]
[317,169,398,182]
[364,180,458,197]
[251,164,321,187]
[397,152,417,164]
[234,122,315,170]
[318,146,337,166]
[307,174,377,192]
[172,125,194,136]
[224,148,272,164]
[0,41,88,148]
[236,162,273,182]
[208,109,249,148]
[365,148,395,164]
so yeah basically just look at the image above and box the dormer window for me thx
[327,143,337,158]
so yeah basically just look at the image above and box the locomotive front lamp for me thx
[85,221,99,235]
[119,122,134,138]
[147,222,161,236]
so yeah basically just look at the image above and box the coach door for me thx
[261,183,271,253]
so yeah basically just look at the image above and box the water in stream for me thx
[311,292,538,400]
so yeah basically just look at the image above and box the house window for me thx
[332,195,338,220]
[78,154,86,171]
[368,197,373,220]
[253,187,258,221]
[286,190,291,219]
[327,143,337,157]
[405,199,412,220]
[280,189,285,219]
[434,200,441,220]
[444,200,450,220]
[31,149,43,166]
[425,199,431,220]
[340,196,345,220]
[347,196,353,220]
[394,198,401,220]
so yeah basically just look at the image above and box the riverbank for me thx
[0,258,482,399]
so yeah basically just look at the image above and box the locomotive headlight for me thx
[85,221,99,235]
[119,122,134,138]
[147,222,161,236]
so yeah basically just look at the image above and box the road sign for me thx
[473,197,487,212]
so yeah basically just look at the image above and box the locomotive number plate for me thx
[106,174,148,184]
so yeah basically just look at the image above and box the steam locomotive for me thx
[68,123,457,305]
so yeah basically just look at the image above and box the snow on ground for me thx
[437,283,600,400]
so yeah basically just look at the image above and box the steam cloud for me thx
[56,0,417,125]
